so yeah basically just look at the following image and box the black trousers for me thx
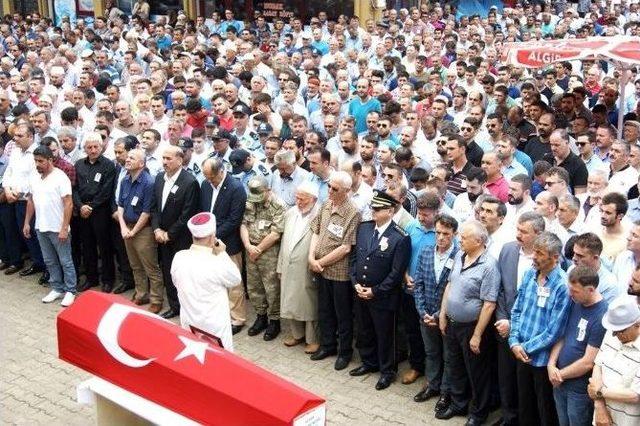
[110,218,133,287]
[497,334,519,425]
[70,215,82,276]
[355,297,396,376]
[0,203,23,266]
[516,362,559,426]
[79,207,115,285]
[317,276,353,358]
[399,291,426,373]
[159,241,183,311]
[445,320,493,422]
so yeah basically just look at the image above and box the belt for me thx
[446,315,477,326]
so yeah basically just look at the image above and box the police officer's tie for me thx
[369,229,380,252]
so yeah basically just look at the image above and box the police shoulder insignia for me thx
[258,164,269,176]
[393,223,407,236]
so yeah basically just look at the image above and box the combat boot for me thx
[263,319,281,341]
[247,314,268,336]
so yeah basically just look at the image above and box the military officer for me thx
[232,104,264,159]
[240,176,286,341]
[230,149,272,192]
[349,190,412,391]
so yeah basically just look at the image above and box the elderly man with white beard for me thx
[171,212,241,352]
[278,182,322,354]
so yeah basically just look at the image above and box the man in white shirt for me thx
[139,128,163,177]
[343,160,373,221]
[504,174,536,229]
[556,194,584,246]
[613,222,640,288]
[607,141,639,195]
[23,145,76,306]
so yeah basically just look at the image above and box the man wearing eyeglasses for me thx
[543,129,588,195]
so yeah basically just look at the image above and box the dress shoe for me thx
[132,295,150,306]
[160,308,180,319]
[231,324,244,335]
[401,369,423,385]
[334,356,351,371]
[465,417,484,426]
[375,375,394,391]
[247,314,268,336]
[349,365,379,376]
[148,303,163,314]
[0,261,9,271]
[19,265,43,277]
[309,348,337,361]
[4,265,22,275]
[304,343,320,354]
[38,271,50,285]
[77,280,98,292]
[263,320,281,341]
[113,282,134,294]
[434,394,452,414]
[414,387,440,403]
[435,405,467,420]
[101,283,113,293]
[283,336,305,347]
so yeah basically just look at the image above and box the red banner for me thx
[57,291,325,425]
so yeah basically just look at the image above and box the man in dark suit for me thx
[151,144,200,319]
[201,156,248,334]
[495,211,545,426]
[349,190,411,391]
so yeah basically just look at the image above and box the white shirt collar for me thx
[375,219,392,237]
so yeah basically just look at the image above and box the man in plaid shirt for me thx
[509,232,571,426]
[412,214,459,413]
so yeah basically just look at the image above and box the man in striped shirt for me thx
[509,232,571,426]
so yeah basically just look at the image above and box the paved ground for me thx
[0,272,474,425]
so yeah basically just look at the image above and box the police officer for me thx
[177,137,205,185]
[349,190,412,391]
[255,122,274,156]
[229,149,272,192]
[240,176,286,341]
[232,104,263,158]
[208,129,236,173]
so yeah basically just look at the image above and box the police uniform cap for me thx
[371,190,398,209]
[232,104,251,116]
[212,129,238,145]
[247,176,269,203]
[229,149,251,174]
[256,122,273,135]
[177,137,194,149]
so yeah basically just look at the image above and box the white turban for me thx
[188,212,216,238]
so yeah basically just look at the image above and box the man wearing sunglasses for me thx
[349,190,411,391]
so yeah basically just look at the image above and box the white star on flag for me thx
[174,335,217,364]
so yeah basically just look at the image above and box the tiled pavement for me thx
[0,273,478,425]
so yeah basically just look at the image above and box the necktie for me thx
[369,229,380,251]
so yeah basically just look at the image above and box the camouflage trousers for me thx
[246,244,280,320]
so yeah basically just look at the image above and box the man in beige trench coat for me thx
[278,181,321,354]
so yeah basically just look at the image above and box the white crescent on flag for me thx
[96,304,165,368]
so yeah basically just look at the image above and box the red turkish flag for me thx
[57,291,325,425]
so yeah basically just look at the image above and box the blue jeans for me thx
[553,385,593,426]
[420,322,449,392]
[36,231,76,294]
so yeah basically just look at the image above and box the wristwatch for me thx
[595,385,605,399]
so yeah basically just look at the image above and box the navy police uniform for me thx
[350,191,411,385]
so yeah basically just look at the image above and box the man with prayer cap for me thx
[171,212,242,351]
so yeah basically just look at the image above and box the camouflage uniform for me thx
[243,194,286,320]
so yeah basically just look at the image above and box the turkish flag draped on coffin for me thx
[57,291,325,425]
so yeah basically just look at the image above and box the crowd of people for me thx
[1,0,640,425]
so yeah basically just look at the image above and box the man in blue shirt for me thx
[548,265,607,426]
[412,214,459,409]
[348,78,382,134]
[509,232,571,426]
[117,149,164,314]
